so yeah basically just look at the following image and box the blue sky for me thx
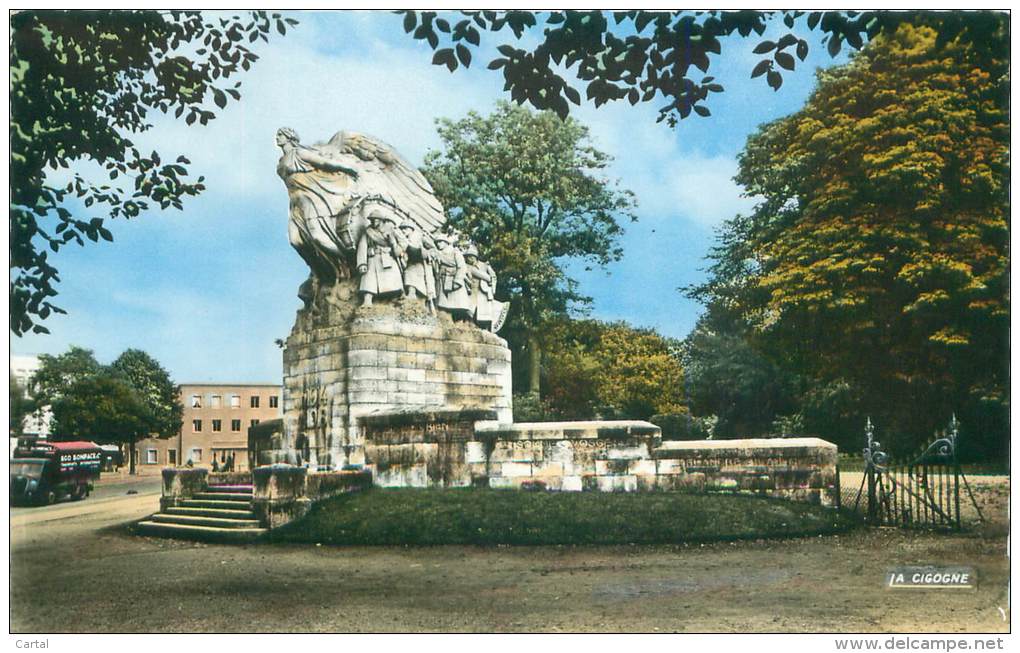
[12,10,851,383]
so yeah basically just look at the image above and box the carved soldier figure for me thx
[463,244,509,332]
[432,233,471,319]
[396,220,436,312]
[275,127,447,310]
[355,209,403,306]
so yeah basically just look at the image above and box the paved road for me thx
[9,479,1010,633]
[10,476,162,518]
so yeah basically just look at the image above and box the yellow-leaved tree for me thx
[690,21,1008,457]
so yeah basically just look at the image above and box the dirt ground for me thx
[9,474,1010,633]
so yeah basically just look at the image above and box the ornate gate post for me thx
[950,414,961,531]
[862,417,886,525]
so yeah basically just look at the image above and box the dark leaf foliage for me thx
[10,10,295,335]
[37,346,182,445]
[682,19,1009,459]
[393,10,1007,128]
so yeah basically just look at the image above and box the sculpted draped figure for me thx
[275,127,446,285]
[276,127,505,332]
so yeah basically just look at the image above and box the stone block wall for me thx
[362,409,498,488]
[652,438,838,505]
[362,414,839,506]
[363,418,664,491]
[159,467,207,511]
[207,471,251,486]
[281,310,512,470]
[474,421,663,492]
[252,464,373,529]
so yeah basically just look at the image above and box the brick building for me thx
[135,383,282,471]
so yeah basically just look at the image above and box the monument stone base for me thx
[277,280,513,470]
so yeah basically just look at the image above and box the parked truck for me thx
[10,441,103,505]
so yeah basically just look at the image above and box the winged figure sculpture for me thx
[276,127,446,282]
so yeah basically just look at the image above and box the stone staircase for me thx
[137,484,267,542]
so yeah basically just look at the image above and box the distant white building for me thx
[10,354,40,391]
[10,354,51,439]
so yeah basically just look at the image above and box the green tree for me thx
[396,10,1005,127]
[109,349,183,440]
[10,10,296,336]
[422,102,637,394]
[50,373,155,474]
[540,319,685,420]
[31,346,102,406]
[680,322,799,439]
[32,345,182,472]
[690,24,1008,457]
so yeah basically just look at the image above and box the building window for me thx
[230,394,240,409]
[231,419,241,432]
[212,419,222,432]
[146,449,158,464]
[192,419,202,432]
[190,395,202,408]
[210,395,222,409]
[250,396,260,408]
[168,449,177,465]
[269,395,279,408]
[250,419,260,427]
[189,448,202,463]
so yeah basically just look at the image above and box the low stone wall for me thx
[363,416,664,491]
[252,464,372,529]
[362,408,498,487]
[653,438,838,505]
[474,421,664,492]
[160,467,208,511]
[362,414,839,505]
[207,471,251,486]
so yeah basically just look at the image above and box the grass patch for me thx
[270,488,857,546]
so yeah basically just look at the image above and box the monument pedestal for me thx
[279,282,512,470]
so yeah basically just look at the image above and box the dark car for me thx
[10,441,102,505]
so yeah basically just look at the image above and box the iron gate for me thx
[842,416,983,530]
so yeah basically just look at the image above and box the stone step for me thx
[192,492,252,501]
[137,520,267,543]
[164,506,258,520]
[207,484,253,493]
[180,499,254,510]
[151,513,262,529]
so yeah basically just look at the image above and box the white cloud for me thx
[127,16,500,213]
[568,99,758,229]
[651,154,759,227]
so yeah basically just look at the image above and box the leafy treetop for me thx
[30,345,103,406]
[108,348,182,439]
[687,23,1008,451]
[540,318,686,420]
[396,10,1006,127]
[422,101,636,393]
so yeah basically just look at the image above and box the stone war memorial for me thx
[272,127,511,470]
[148,128,838,537]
